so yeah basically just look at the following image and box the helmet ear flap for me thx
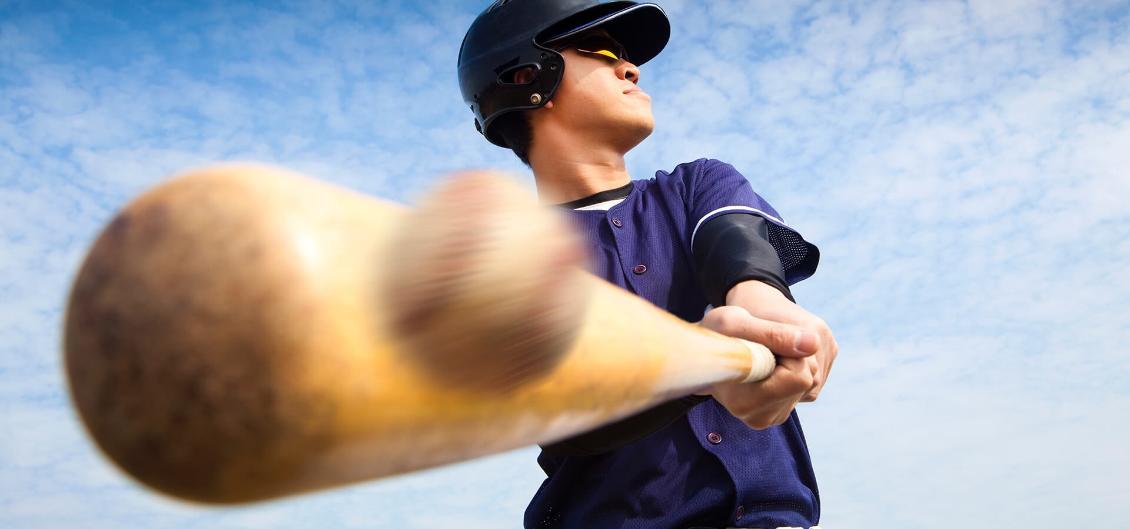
[473,49,563,147]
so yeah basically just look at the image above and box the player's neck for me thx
[528,138,632,205]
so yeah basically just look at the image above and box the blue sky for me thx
[2,0,1128,527]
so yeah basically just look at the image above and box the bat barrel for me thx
[64,166,767,504]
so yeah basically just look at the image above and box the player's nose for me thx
[618,61,640,84]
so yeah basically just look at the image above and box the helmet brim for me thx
[540,3,670,67]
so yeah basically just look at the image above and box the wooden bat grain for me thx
[63,165,773,504]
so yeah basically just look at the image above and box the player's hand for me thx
[697,305,817,429]
[725,280,838,402]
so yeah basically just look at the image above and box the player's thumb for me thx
[749,319,820,358]
[700,306,819,358]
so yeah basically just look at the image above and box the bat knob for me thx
[738,339,777,383]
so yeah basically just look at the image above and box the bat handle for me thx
[738,339,777,383]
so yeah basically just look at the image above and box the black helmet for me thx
[458,0,670,147]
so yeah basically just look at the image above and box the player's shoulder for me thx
[653,158,735,178]
[644,158,747,195]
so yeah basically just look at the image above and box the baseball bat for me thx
[64,164,775,504]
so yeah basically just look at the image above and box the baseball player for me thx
[458,1,838,528]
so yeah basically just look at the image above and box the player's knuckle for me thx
[767,324,793,349]
[811,319,836,347]
[709,307,744,335]
[801,316,826,334]
[792,370,814,391]
[720,310,747,334]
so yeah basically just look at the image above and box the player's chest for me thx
[566,209,706,322]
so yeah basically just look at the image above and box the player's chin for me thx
[631,117,656,142]
[613,121,654,152]
[621,108,655,133]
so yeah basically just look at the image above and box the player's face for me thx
[550,32,654,150]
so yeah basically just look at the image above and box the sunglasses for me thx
[560,34,629,64]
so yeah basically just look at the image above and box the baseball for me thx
[380,171,590,392]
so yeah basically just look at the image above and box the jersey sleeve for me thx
[685,159,820,285]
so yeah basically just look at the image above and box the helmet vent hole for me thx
[499,64,540,86]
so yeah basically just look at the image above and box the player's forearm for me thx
[725,279,793,315]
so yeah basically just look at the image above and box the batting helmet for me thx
[458,0,670,147]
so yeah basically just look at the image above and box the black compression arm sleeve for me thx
[693,213,794,306]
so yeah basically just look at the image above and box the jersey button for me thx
[611,217,623,228]
[707,432,722,444]
[632,264,647,274]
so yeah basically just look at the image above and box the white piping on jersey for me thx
[690,205,787,246]
[573,198,626,211]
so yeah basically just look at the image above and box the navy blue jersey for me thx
[524,158,821,529]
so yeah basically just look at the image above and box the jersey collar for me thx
[553,181,634,210]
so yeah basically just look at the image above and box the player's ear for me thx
[544,100,554,109]
[509,66,538,85]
